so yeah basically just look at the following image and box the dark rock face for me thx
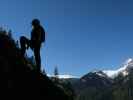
[0,32,70,100]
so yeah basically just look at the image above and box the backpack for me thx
[40,26,45,43]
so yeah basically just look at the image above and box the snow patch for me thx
[47,74,78,79]
[103,58,133,78]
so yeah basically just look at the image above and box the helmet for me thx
[32,19,40,25]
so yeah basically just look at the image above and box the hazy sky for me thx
[0,0,133,77]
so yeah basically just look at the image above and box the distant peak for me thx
[91,70,108,78]
[103,58,133,78]
[124,58,133,66]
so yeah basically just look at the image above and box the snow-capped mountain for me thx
[53,58,133,100]
[92,70,109,78]
[48,58,133,79]
[80,70,113,86]
[103,58,133,78]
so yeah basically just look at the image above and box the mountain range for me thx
[54,58,133,100]
[55,58,133,79]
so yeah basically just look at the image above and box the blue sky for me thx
[0,0,133,77]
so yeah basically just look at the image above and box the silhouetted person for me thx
[20,19,45,72]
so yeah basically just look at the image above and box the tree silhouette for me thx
[53,65,59,84]
[54,65,59,78]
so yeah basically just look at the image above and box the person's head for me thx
[32,19,40,28]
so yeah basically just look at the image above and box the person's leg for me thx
[34,45,41,72]
[20,36,29,56]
